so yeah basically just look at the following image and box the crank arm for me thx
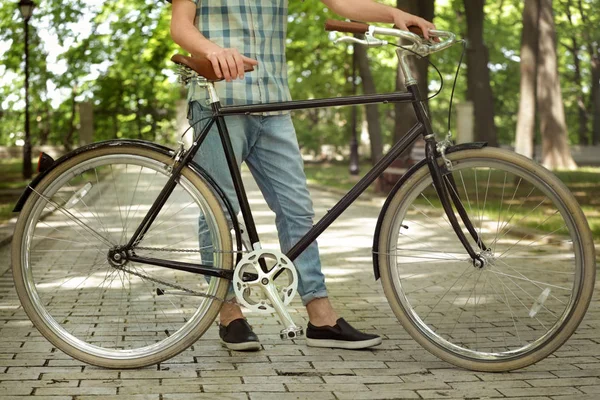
[260,282,303,339]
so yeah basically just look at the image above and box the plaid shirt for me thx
[185,0,292,110]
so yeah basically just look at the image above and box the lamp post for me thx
[18,0,35,179]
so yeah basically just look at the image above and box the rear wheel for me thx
[378,147,595,371]
[12,145,233,368]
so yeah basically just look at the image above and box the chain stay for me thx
[135,246,245,254]
[115,257,237,304]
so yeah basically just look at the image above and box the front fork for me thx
[424,137,488,268]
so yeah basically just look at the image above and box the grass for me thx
[304,161,376,194]
[304,161,600,241]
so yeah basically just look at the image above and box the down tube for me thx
[286,122,425,262]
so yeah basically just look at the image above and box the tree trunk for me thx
[515,0,539,158]
[572,41,589,145]
[564,0,589,145]
[64,87,78,152]
[592,55,600,145]
[463,0,498,146]
[577,0,600,145]
[537,0,577,169]
[355,37,384,164]
[394,0,433,163]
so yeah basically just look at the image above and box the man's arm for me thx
[321,0,436,39]
[170,0,258,81]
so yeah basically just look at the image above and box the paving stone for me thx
[1,172,599,399]
[285,383,369,392]
[334,390,420,399]
[249,393,335,400]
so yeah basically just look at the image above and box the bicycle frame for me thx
[125,82,485,279]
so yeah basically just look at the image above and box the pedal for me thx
[280,326,304,340]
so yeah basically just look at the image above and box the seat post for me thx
[195,79,220,105]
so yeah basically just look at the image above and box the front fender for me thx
[371,142,487,280]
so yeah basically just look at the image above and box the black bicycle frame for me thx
[124,83,483,280]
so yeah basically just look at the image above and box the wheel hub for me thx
[473,249,495,269]
[107,247,129,267]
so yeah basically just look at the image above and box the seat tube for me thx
[211,103,262,250]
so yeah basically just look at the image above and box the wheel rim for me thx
[19,153,228,361]
[386,155,584,362]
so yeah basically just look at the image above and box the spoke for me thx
[493,172,508,254]
[447,269,484,342]
[499,214,564,258]
[418,190,454,232]
[109,165,126,244]
[487,268,569,292]
[66,176,113,245]
[142,201,196,241]
[491,271,549,331]
[491,186,541,248]
[477,168,492,250]
[489,272,522,347]
[122,169,161,240]
[410,201,454,237]
[422,264,473,320]
[397,221,463,262]
[129,263,185,338]
[30,186,116,247]
[92,167,115,243]
[494,258,568,305]
[122,270,151,348]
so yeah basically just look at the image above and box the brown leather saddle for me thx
[171,54,255,82]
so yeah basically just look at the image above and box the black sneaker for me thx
[306,318,382,349]
[219,318,261,351]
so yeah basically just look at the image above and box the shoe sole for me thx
[220,339,261,351]
[305,337,382,350]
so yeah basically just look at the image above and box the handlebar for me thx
[324,19,457,56]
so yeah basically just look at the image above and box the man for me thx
[169,0,435,351]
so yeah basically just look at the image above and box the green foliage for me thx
[0,0,597,150]
[0,0,180,148]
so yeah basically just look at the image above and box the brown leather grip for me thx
[324,19,369,34]
[171,54,255,82]
[408,26,425,37]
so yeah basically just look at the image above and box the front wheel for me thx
[11,144,233,368]
[377,147,595,371]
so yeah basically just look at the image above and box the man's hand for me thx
[170,0,258,81]
[393,10,437,41]
[206,48,259,82]
[321,0,437,41]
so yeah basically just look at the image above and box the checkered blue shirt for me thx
[186,0,293,109]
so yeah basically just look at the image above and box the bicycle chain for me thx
[135,246,245,254]
[116,246,242,304]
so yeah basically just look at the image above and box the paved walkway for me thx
[0,171,599,400]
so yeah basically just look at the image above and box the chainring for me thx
[232,249,298,313]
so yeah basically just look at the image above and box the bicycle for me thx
[11,20,596,372]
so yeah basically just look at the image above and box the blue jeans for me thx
[189,101,327,305]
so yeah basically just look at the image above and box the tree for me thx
[515,0,538,158]
[394,0,434,165]
[463,0,497,146]
[562,0,589,145]
[355,37,384,164]
[576,0,600,145]
[537,0,576,169]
